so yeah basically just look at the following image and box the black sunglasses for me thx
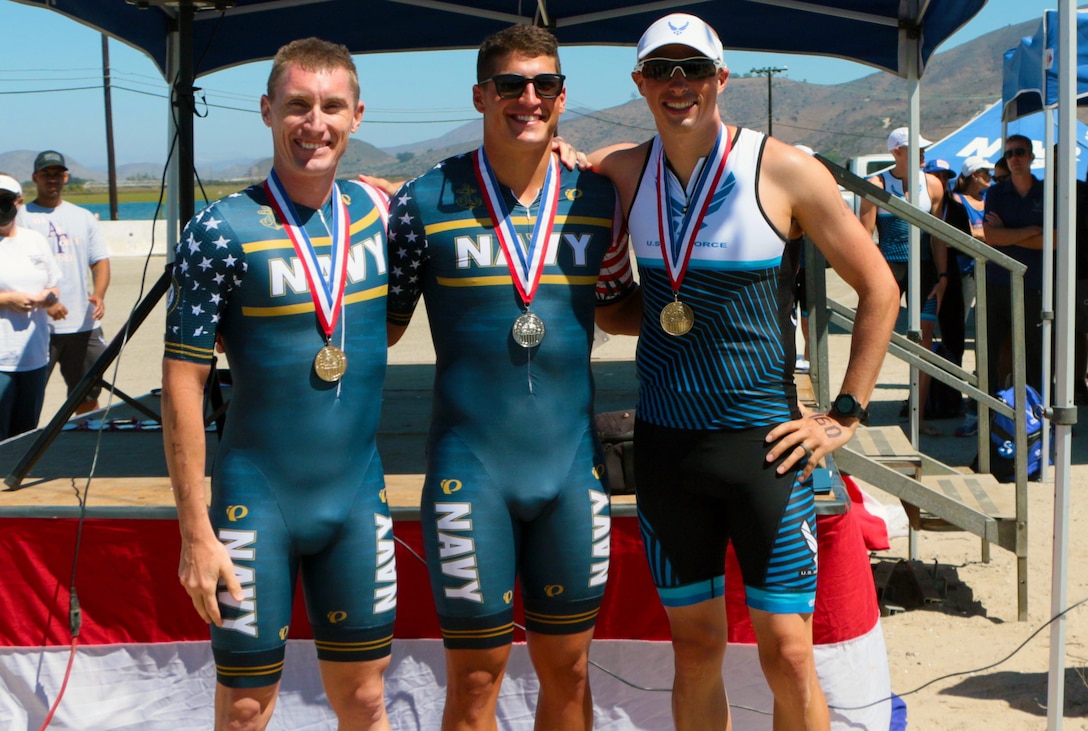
[635,57,720,81]
[1005,146,1030,158]
[478,73,566,99]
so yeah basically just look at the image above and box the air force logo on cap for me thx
[636,13,726,68]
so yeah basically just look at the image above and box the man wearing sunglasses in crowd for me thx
[384,24,639,731]
[585,13,899,731]
[983,134,1049,394]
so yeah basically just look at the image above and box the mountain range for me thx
[3,18,1082,186]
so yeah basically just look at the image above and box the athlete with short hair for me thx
[162,37,396,731]
[386,23,638,731]
[587,13,899,731]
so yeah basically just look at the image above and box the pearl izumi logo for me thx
[226,505,248,522]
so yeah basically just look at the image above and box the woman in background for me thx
[0,173,65,440]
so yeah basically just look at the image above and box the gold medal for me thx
[660,300,695,336]
[512,312,546,348]
[314,344,348,382]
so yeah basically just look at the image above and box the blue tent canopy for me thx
[926,101,1088,180]
[1002,8,1088,121]
[15,0,984,80]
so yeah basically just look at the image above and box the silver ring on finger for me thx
[801,443,813,459]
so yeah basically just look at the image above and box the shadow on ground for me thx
[937,667,1088,718]
[873,558,991,619]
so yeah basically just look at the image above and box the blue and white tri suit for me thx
[627,127,817,615]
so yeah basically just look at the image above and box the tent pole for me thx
[906,38,922,451]
[1046,2,1077,727]
[1041,106,1054,482]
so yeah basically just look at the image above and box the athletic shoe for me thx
[795,356,810,374]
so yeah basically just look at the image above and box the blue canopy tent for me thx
[9,0,987,230]
[1002,8,1088,121]
[1001,8,1085,729]
[925,100,1088,180]
[16,0,983,79]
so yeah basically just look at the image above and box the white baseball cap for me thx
[960,155,992,178]
[887,126,932,151]
[636,13,726,68]
[0,174,22,197]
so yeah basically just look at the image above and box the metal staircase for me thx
[807,159,1032,620]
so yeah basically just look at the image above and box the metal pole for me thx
[101,34,118,221]
[1047,3,1077,727]
[749,66,787,136]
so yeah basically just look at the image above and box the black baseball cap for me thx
[34,150,68,173]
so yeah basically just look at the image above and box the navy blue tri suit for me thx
[627,127,818,615]
[164,179,397,688]
[387,151,636,649]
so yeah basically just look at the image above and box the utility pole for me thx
[750,66,787,136]
[102,34,119,221]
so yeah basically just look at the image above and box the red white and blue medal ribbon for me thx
[473,147,559,350]
[264,170,351,381]
[654,124,731,296]
[653,125,731,336]
[473,147,559,312]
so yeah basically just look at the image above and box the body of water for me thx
[86,201,211,220]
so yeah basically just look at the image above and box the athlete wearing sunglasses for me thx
[586,12,899,731]
[634,56,721,81]
[983,132,1047,395]
[387,23,639,731]
[477,72,565,99]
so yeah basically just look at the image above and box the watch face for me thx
[834,394,859,416]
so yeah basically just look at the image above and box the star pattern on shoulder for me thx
[166,206,245,356]
[387,186,428,310]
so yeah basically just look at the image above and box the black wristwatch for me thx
[830,393,869,425]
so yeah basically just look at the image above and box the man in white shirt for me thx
[18,150,111,415]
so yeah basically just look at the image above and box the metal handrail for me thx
[812,156,1032,619]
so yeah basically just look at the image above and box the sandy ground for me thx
[33,256,1088,728]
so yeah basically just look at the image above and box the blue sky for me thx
[0,0,1061,169]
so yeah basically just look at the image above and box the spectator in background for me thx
[949,156,993,436]
[923,157,955,192]
[0,174,65,440]
[984,134,1047,394]
[860,128,948,436]
[18,151,111,416]
[993,155,1011,184]
[914,158,967,432]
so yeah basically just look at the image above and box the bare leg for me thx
[664,598,730,731]
[748,608,829,731]
[526,628,595,730]
[319,656,392,730]
[442,645,512,731]
[214,682,279,731]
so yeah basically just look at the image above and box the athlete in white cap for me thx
[588,13,899,731]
